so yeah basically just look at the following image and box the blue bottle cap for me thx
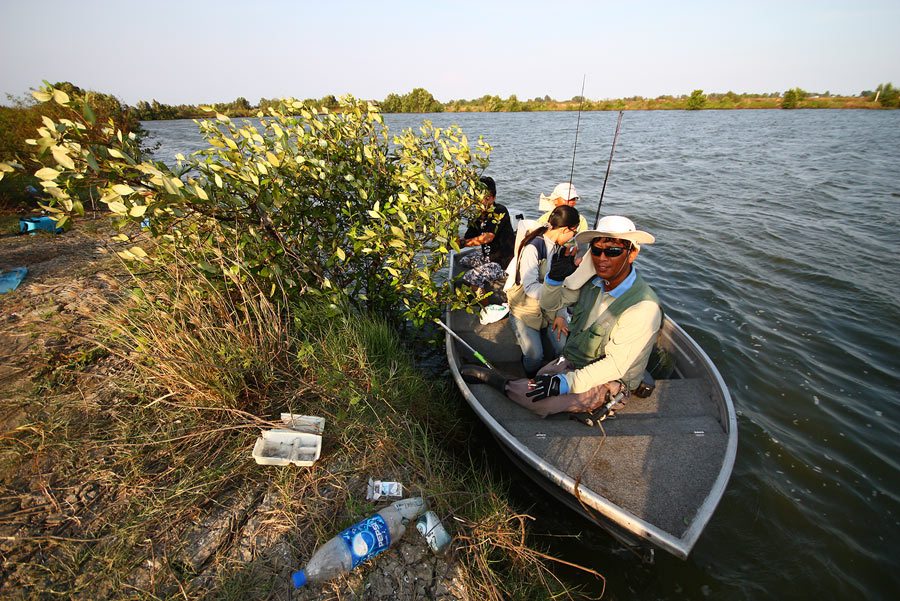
[291,570,306,588]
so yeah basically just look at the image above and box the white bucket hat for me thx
[573,215,655,247]
[562,216,655,289]
[538,182,579,211]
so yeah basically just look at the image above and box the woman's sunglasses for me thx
[591,245,629,258]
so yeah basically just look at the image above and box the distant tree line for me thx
[130,94,351,120]
[106,83,900,119]
[3,82,898,131]
[0,79,896,209]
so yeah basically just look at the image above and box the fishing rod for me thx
[592,110,624,229]
[567,75,587,189]
[434,318,495,370]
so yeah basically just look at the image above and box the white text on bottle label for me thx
[339,515,392,567]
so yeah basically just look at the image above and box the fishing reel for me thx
[569,371,656,427]
[569,384,630,427]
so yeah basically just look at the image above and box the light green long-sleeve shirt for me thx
[540,270,662,394]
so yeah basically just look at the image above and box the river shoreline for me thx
[132,100,889,121]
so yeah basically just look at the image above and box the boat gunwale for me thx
[445,249,738,559]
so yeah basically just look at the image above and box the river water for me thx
[142,109,900,601]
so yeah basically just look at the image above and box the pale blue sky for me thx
[1,0,897,106]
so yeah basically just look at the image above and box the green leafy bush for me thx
[1,82,138,163]
[781,87,807,109]
[686,89,707,110]
[874,82,899,108]
[0,81,140,208]
[2,84,490,326]
[379,87,444,113]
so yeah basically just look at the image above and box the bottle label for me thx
[339,514,392,568]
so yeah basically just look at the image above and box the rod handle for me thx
[473,352,494,370]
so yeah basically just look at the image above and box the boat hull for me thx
[445,250,737,560]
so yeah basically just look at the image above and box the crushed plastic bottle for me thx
[416,510,452,553]
[291,497,427,588]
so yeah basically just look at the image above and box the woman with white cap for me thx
[504,205,581,377]
[536,182,589,233]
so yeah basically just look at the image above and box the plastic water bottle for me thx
[291,497,427,588]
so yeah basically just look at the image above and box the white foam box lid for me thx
[279,413,325,434]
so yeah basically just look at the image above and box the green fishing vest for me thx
[563,271,662,388]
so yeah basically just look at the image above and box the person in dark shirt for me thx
[457,176,515,301]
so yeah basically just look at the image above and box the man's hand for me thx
[571,381,625,413]
[526,374,562,402]
[547,246,578,281]
[551,316,569,341]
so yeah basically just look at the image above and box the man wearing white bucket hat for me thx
[502,215,663,418]
[536,182,589,233]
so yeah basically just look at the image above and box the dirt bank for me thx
[0,218,469,600]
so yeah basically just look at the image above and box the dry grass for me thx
[455,510,605,600]
[0,248,601,600]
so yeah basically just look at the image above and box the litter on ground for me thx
[20,217,63,235]
[251,414,324,466]
[367,479,404,501]
[0,267,27,294]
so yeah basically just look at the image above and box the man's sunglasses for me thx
[590,245,629,258]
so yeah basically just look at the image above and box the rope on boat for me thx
[571,421,648,561]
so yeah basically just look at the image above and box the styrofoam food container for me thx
[252,429,322,466]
